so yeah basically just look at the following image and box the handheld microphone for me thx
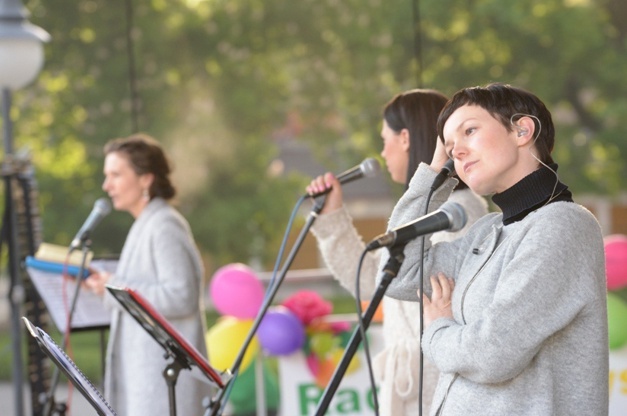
[69,198,112,251]
[366,201,467,251]
[430,158,456,191]
[307,157,381,198]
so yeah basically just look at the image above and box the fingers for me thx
[422,273,455,329]
[306,173,336,195]
[84,277,100,295]
[438,273,453,299]
[430,274,443,299]
[84,272,110,296]
[430,138,450,172]
[306,172,344,213]
[431,273,454,295]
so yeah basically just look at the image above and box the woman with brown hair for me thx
[85,133,209,416]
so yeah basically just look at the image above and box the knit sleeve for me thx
[380,163,458,301]
[310,206,381,299]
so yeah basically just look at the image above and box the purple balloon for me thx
[258,308,306,356]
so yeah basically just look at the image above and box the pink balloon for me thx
[209,263,265,319]
[306,353,320,376]
[605,235,627,290]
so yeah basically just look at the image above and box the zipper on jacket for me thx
[435,373,459,416]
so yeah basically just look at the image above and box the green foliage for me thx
[4,0,626,275]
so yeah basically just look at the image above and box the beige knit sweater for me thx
[310,188,488,415]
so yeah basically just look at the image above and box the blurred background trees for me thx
[8,0,627,273]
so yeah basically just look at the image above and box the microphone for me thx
[69,198,112,250]
[430,158,456,191]
[307,157,381,198]
[366,201,467,251]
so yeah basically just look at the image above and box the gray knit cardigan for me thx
[383,164,609,416]
[103,198,209,416]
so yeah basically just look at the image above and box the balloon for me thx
[206,317,259,372]
[309,331,337,358]
[314,356,337,388]
[361,300,384,323]
[605,235,627,290]
[282,290,332,325]
[258,308,305,356]
[209,263,265,319]
[314,349,361,388]
[305,353,320,376]
[228,358,280,414]
[330,348,360,375]
[607,293,627,350]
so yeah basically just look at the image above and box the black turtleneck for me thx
[491,164,573,225]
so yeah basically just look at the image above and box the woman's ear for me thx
[515,116,535,146]
[140,172,155,190]
[400,128,411,151]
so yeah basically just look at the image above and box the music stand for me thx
[105,285,231,416]
[22,317,118,416]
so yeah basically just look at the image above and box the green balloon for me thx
[309,331,338,358]
[607,293,627,350]
[229,358,280,414]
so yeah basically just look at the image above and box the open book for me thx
[106,285,230,389]
[22,317,117,416]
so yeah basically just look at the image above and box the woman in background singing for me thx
[305,89,488,415]
[85,133,209,416]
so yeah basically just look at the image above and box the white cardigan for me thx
[310,187,488,415]
[103,198,209,416]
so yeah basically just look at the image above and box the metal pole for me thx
[3,86,25,416]
[254,354,267,416]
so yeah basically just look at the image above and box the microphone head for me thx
[441,201,467,232]
[94,197,112,215]
[442,158,456,176]
[359,158,381,178]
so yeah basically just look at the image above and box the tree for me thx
[8,0,626,273]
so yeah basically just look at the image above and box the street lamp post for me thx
[0,1,49,415]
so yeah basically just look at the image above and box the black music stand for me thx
[105,285,231,416]
[22,317,118,416]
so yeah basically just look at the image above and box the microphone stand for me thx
[42,242,92,416]
[205,196,327,416]
[314,244,406,416]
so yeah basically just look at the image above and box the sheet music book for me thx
[26,259,119,333]
[106,285,230,389]
[22,317,118,416]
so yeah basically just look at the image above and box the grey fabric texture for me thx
[311,187,488,415]
[103,198,209,416]
[382,163,609,416]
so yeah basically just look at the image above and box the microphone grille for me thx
[441,201,467,232]
[95,197,112,215]
[360,158,381,178]
[442,158,456,176]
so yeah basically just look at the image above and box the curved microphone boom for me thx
[366,201,467,251]
[69,198,112,251]
[307,157,381,198]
